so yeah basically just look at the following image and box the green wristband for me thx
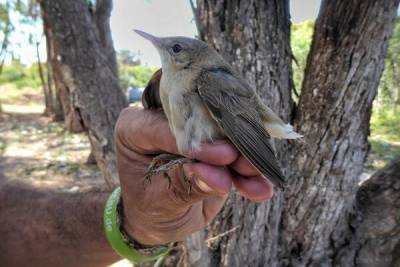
[104,187,170,263]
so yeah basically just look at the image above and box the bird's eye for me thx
[172,44,182,53]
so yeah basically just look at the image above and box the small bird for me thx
[135,30,302,189]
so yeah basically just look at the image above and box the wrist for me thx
[104,187,171,262]
[121,209,156,246]
[119,197,168,247]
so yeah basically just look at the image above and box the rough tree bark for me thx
[337,157,400,267]
[40,0,119,130]
[42,9,82,129]
[187,1,294,266]
[283,1,399,266]
[39,0,127,187]
[187,0,400,266]
[46,40,64,122]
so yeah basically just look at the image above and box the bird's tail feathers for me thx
[264,122,303,139]
[256,98,303,139]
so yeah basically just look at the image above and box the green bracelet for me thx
[103,187,170,263]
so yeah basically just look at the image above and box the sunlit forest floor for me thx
[1,84,399,191]
[0,84,104,192]
[0,84,132,266]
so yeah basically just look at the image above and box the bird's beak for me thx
[134,29,163,49]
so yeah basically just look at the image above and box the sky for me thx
[6,0,322,66]
[111,0,321,66]
[2,3,45,65]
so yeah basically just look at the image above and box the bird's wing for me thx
[196,68,285,189]
[142,68,163,110]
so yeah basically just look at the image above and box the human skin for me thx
[0,107,273,267]
[115,107,274,245]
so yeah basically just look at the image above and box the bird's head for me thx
[134,30,211,71]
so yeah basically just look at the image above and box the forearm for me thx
[0,179,120,267]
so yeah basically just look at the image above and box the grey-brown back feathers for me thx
[195,68,286,188]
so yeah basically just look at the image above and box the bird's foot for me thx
[144,153,194,192]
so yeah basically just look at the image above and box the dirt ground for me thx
[0,100,131,266]
[0,104,106,192]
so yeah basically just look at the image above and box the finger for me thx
[183,163,232,195]
[165,163,232,205]
[230,155,260,176]
[115,107,180,155]
[232,175,274,202]
[185,141,239,166]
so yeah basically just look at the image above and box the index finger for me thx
[115,107,179,155]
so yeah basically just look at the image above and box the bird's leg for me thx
[144,153,194,191]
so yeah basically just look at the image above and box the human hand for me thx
[115,107,273,246]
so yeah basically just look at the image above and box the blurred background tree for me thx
[0,0,39,73]
[378,18,400,113]
[37,0,128,186]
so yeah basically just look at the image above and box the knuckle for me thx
[116,107,138,134]
[115,107,144,150]
[118,107,139,124]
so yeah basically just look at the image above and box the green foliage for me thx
[0,1,12,32]
[291,20,314,96]
[118,64,156,90]
[0,59,43,88]
[370,108,400,143]
[377,18,400,111]
[117,49,155,90]
[0,0,39,24]
[368,108,400,168]
[370,18,400,165]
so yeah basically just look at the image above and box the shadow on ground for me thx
[0,109,106,192]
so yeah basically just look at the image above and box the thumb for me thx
[168,163,232,204]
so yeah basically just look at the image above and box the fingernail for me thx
[196,179,213,193]
[183,163,213,193]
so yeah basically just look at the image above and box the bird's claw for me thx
[143,154,194,192]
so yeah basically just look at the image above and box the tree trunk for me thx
[336,157,400,267]
[283,1,399,266]
[39,0,128,187]
[40,0,119,128]
[94,0,118,77]
[42,8,64,122]
[0,18,11,74]
[188,0,400,266]
[188,1,294,266]
[35,40,51,117]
